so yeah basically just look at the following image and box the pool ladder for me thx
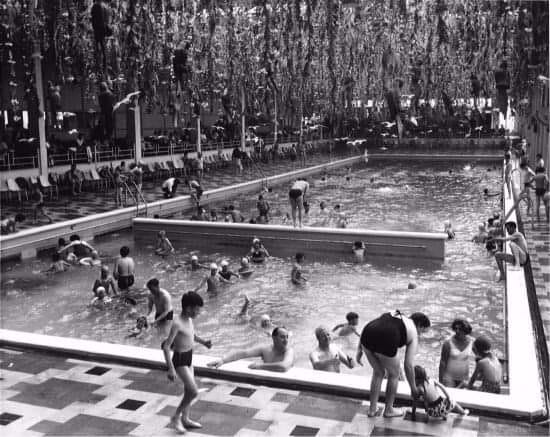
[122,180,148,217]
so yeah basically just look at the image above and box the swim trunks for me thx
[219,270,232,280]
[360,312,407,358]
[155,310,173,323]
[520,253,530,267]
[288,188,302,199]
[535,188,547,196]
[172,349,193,368]
[480,380,501,394]
[117,274,135,290]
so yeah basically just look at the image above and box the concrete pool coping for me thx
[0,323,544,421]
[133,219,447,261]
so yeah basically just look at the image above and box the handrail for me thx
[129,179,147,216]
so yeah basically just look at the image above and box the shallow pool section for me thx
[1,159,504,377]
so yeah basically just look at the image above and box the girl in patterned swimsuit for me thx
[467,335,502,394]
[411,365,469,420]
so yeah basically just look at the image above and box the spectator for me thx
[207,326,294,372]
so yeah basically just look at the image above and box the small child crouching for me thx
[411,365,469,420]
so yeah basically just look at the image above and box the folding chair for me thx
[7,178,25,203]
[41,174,59,199]
[90,168,107,191]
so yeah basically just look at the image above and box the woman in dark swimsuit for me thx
[357,310,430,418]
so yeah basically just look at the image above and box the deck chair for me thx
[166,160,177,176]
[160,161,173,176]
[90,168,107,191]
[0,180,10,202]
[172,159,185,177]
[40,174,58,199]
[7,178,25,203]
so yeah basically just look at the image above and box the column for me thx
[32,50,47,177]
[134,100,142,162]
[196,116,201,154]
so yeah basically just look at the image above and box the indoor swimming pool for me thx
[0,160,505,379]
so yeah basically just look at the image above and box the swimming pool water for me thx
[1,160,504,378]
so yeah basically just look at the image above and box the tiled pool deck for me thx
[1,348,548,437]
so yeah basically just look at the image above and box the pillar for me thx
[196,116,201,154]
[241,86,246,150]
[134,101,142,162]
[32,48,47,177]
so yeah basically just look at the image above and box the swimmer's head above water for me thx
[220,260,229,268]
[260,314,271,328]
[210,262,218,272]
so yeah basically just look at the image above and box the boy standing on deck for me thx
[162,292,212,433]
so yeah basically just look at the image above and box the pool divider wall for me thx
[133,219,447,261]
[0,155,361,261]
[0,327,544,420]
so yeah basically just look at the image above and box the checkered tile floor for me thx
[1,348,548,436]
[0,151,348,231]
[518,200,550,351]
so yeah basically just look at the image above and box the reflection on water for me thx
[1,160,504,377]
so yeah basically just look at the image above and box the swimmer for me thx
[127,316,149,338]
[257,194,270,223]
[472,224,488,244]
[193,263,230,294]
[113,246,135,292]
[238,257,254,278]
[352,241,366,262]
[189,255,209,271]
[248,237,270,263]
[218,260,239,281]
[59,235,96,260]
[93,265,118,296]
[79,250,102,267]
[90,286,111,307]
[42,252,71,274]
[332,312,360,337]
[443,220,455,240]
[310,326,354,373]
[291,252,308,285]
[146,278,174,331]
[155,230,175,257]
[332,204,347,228]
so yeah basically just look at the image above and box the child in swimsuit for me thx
[127,316,149,338]
[238,257,253,277]
[189,255,208,271]
[443,220,455,240]
[352,241,365,262]
[162,292,212,433]
[332,312,360,337]
[248,238,270,263]
[219,260,239,281]
[467,335,502,394]
[332,204,347,228]
[411,365,469,420]
[291,252,308,285]
[43,252,71,274]
[155,230,175,257]
[193,263,230,294]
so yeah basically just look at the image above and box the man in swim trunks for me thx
[357,310,431,418]
[113,246,135,292]
[146,278,173,334]
[309,326,353,373]
[288,178,310,228]
[162,291,212,433]
[207,326,294,372]
[58,234,96,260]
[490,221,529,281]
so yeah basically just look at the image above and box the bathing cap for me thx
[220,260,229,267]
[253,237,260,244]
[191,255,198,261]
[210,263,218,270]
[241,257,249,265]
[96,286,106,295]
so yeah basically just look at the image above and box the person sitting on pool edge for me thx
[0,213,25,235]
[247,237,270,263]
[489,221,529,281]
[207,326,294,372]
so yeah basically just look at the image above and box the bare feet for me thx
[169,416,186,434]
[383,408,404,418]
[367,406,383,417]
[182,418,202,429]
